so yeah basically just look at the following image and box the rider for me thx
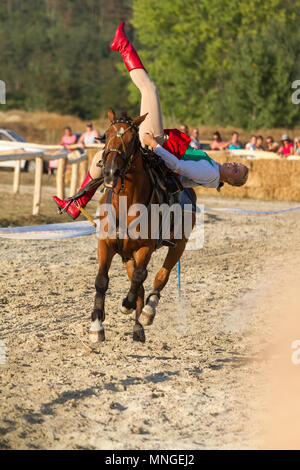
[53,22,248,219]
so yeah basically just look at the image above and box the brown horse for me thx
[89,108,196,343]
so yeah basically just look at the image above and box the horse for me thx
[89,108,196,343]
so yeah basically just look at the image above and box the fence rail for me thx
[0,142,104,216]
[2,141,300,216]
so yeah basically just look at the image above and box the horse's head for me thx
[101,108,147,189]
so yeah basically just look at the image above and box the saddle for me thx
[141,146,183,206]
[66,147,189,249]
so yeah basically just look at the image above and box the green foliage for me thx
[131,0,300,128]
[217,21,300,129]
[1,0,300,129]
[0,0,134,118]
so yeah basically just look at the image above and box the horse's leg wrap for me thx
[140,290,160,327]
[121,267,148,312]
[90,272,109,343]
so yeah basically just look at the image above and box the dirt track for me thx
[1,196,300,449]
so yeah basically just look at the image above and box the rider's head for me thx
[220,162,249,187]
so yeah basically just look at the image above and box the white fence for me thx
[0,141,104,216]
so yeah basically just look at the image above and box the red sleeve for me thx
[163,129,191,159]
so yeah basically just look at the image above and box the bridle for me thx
[100,118,140,193]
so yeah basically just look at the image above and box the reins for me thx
[101,119,140,194]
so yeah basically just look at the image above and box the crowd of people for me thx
[180,125,300,158]
[48,122,102,174]
[51,122,299,175]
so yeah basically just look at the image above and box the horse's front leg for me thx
[120,246,153,342]
[140,239,187,326]
[89,240,114,343]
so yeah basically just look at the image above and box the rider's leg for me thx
[130,69,165,146]
[53,148,104,219]
[111,21,165,146]
[111,22,174,247]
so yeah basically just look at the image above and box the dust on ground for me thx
[0,196,299,449]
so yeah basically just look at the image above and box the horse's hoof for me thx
[119,303,134,315]
[89,328,105,343]
[133,324,145,343]
[140,304,156,326]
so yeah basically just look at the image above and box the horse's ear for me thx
[108,108,116,122]
[133,113,148,127]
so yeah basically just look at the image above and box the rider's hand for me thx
[143,132,158,149]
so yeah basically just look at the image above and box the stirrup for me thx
[160,239,176,247]
[56,199,73,214]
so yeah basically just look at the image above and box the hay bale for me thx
[195,152,300,201]
[83,149,300,202]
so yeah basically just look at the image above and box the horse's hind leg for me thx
[119,246,152,315]
[122,260,146,342]
[121,247,153,342]
[90,241,114,343]
[133,285,146,343]
[140,239,187,327]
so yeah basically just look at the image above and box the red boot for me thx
[110,21,145,72]
[53,172,98,220]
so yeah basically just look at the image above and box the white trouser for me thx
[90,68,164,179]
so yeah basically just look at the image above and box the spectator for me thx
[245,135,257,151]
[227,131,242,150]
[190,128,201,149]
[266,136,279,153]
[210,131,227,150]
[60,126,77,150]
[256,135,264,150]
[180,124,189,135]
[278,134,294,157]
[49,126,77,175]
[294,137,300,155]
[78,122,100,148]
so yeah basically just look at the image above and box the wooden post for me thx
[32,157,43,216]
[69,162,79,197]
[56,157,66,200]
[79,158,88,185]
[13,160,21,194]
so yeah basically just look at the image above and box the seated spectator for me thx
[227,131,242,150]
[49,126,77,175]
[294,137,300,155]
[78,122,100,148]
[278,134,294,157]
[210,131,227,150]
[245,135,257,151]
[180,124,189,135]
[60,126,77,150]
[256,135,264,150]
[266,136,279,153]
[189,128,201,149]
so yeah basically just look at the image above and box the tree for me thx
[216,21,300,129]
[130,0,300,127]
[0,0,135,118]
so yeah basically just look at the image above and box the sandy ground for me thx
[0,195,300,450]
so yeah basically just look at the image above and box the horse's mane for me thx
[119,111,133,122]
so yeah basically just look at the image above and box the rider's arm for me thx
[153,144,220,187]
